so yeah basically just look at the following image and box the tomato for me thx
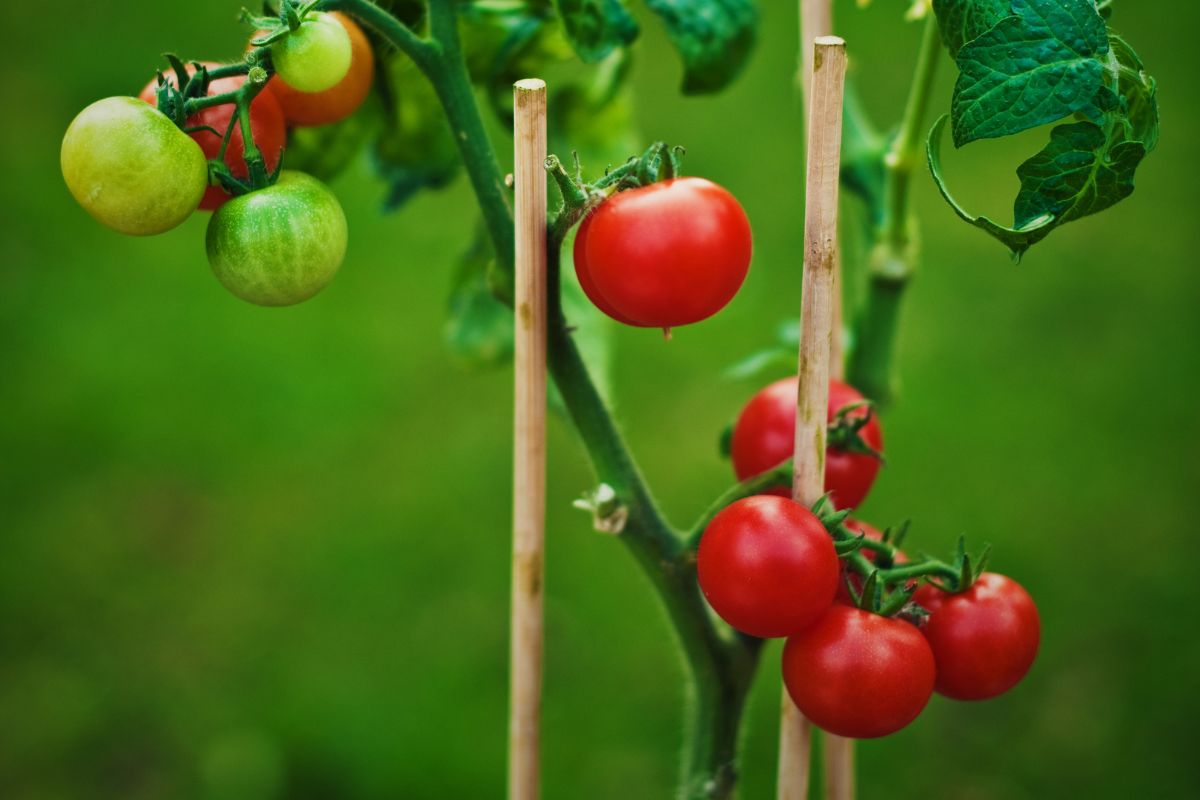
[139,63,286,211]
[913,573,1040,701]
[574,177,752,329]
[730,378,883,510]
[272,12,353,94]
[206,171,347,306]
[266,12,374,126]
[833,520,909,605]
[61,97,207,236]
[697,495,838,638]
[782,605,935,738]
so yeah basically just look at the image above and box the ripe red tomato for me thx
[913,573,1040,701]
[833,520,908,605]
[782,605,935,738]
[574,177,752,329]
[265,11,375,126]
[730,378,883,509]
[139,63,286,210]
[697,495,838,638]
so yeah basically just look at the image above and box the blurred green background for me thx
[3,2,1198,798]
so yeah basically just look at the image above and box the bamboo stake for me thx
[778,36,848,800]
[509,78,547,800]
[800,0,844,380]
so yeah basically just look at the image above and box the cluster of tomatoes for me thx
[694,376,1040,738]
[60,9,376,307]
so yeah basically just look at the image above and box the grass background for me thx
[3,1,1198,797]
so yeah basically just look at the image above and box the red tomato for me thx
[782,605,935,738]
[913,573,1040,700]
[260,12,375,126]
[574,177,752,329]
[139,63,286,210]
[730,378,883,509]
[833,520,909,605]
[697,495,838,638]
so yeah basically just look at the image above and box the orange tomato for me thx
[264,12,374,126]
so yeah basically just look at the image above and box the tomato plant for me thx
[782,605,936,739]
[730,376,883,509]
[914,573,1041,700]
[697,495,838,638]
[206,170,347,306]
[266,11,374,125]
[61,97,207,236]
[139,64,286,210]
[57,0,1161,796]
[573,177,752,329]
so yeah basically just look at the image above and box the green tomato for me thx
[272,12,353,93]
[61,97,208,236]
[206,171,347,307]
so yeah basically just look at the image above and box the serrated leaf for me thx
[1108,34,1158,149]
[932,0,1010,58]
[445,227,514,369]
[1012,121,1146,229]
[554,0,639,63]
[951,0,1108,146]
[644,0,757,94]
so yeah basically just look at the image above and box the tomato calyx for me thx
[827,400,885,461]
[809,495,993,621]
[246,0,322,47]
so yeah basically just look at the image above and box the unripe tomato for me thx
[265,12,374,126]
[574,177,752,329]
[272,12,353,93]
[138,63,286,211]
[730,378,883,510]
[697,495,838,638]
[206,171,347,306]
[913,573,1040,700]
[61,97,207,236]
[783,605,935,738]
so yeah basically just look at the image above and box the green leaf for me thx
[927,115,1055,257]
[373,52,462,209]
[1108,34,1159,149]
[644,0,758,94]
[950,0,1108,146]
[445,230,514,369]
[1012,121,1146,230]
[931,0,1010,58]
[554,0,639,63]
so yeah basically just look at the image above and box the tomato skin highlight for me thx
[206,171,347,306]
[914,573,1040,700]
[267,12,374,126]
[61,96,207,236]
[138,64,286,211]
[576,177,752,328]
[782,605,935,738]
[730,377,883,510]
[697,495,839,638]
[272,12,353,93]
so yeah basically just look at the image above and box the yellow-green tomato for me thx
[206,171,347,307]
[272,12,353,93]
[61,97,208,236]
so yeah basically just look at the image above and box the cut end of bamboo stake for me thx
[514,78,547,93]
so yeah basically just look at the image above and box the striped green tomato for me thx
[205,171,347,306]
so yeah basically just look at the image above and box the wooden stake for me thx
[800,0,844,380]
[778,36,847,800]
[510,78,547,800]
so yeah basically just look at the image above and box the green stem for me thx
[687,463,792,548]
[334,1,761,795]
[847,15,942,404]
